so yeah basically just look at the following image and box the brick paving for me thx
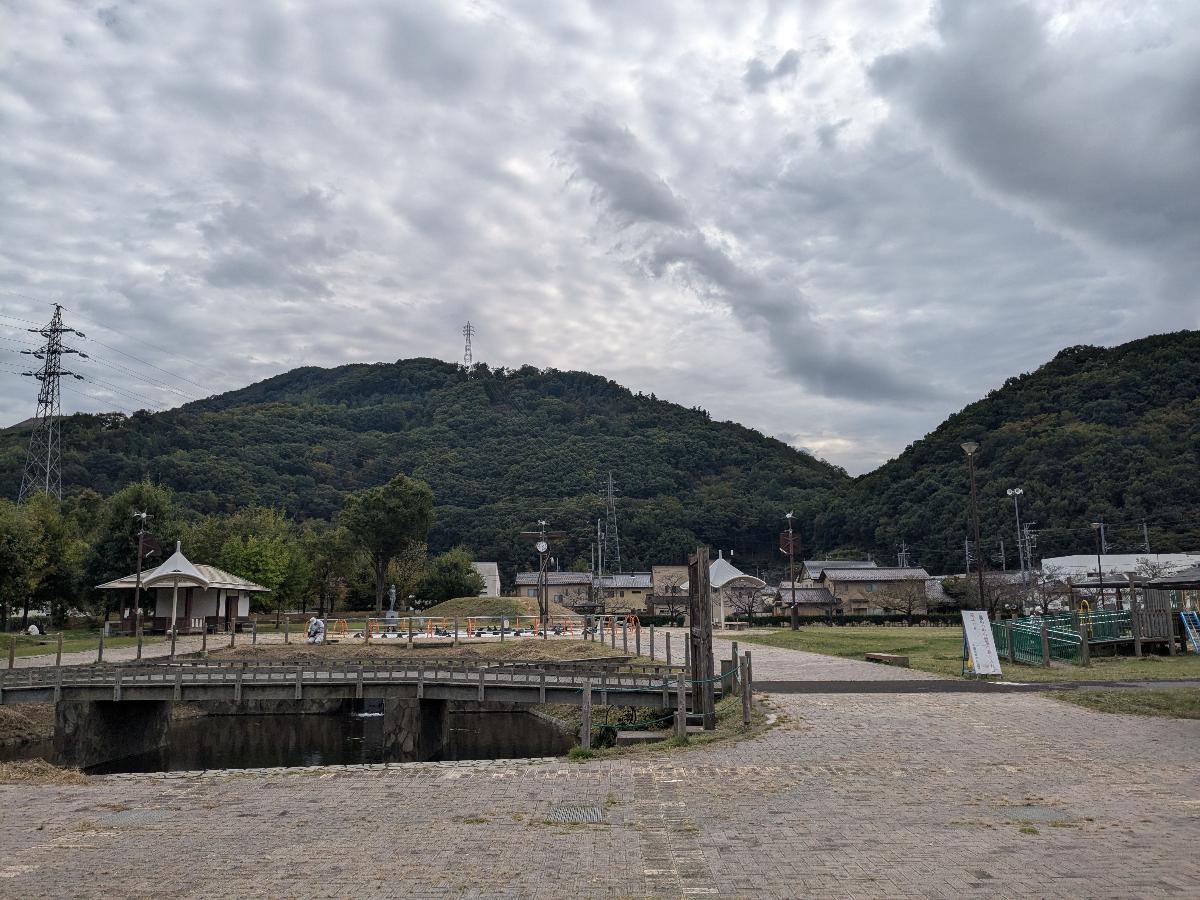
[2,637,1197,898]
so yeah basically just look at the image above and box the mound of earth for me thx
[421,596,576,619]
[205,637,632,665]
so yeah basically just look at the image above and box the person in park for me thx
[306,616,325,645]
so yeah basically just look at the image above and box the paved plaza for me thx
[2,636,1197,898]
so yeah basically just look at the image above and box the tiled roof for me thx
[819,567,931,582]
[97,563,270,592]
[515,571,593,586]
[598,573,652,589]
[777,586,837,605]
[802,560,877,579]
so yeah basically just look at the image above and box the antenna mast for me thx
[462,320,475,368]
[18,304,86,502]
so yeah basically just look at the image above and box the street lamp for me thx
[1006,488,1025,584]
[1090,523,1105,609]
[961,442,987,611]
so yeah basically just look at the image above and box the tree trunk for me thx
[374,554,386,615]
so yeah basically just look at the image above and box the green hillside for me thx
[828,331,1200,570]
[0,358,849,579]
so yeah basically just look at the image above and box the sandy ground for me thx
[204,636,641,665]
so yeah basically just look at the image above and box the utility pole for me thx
[462,321,475,368]
[999,538,1006,571]
[964,537,973,574]
[1141,521,1151,554]
[132,512,152,635]
[1091,522,1106,609]
[1098,521,1109,554]
[961,442,987,610]
[896,541,910,568]
[18,304,87,502]
[1007,488,1025,584]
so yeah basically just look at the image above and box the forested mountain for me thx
[0,359,850,580]
[2,331,1198,581]
[831,331,1200,572]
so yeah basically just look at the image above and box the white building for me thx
[472,562,501,597]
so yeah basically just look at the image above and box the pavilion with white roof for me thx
[97,542,270,634]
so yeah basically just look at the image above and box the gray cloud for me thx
[0,0,1196,476]
[744,48,801,92]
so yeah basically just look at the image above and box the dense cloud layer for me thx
[1,1,1196,474]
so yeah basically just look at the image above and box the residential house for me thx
[818,566,933,615]
[774,582,839,617]
[513,572,593,608]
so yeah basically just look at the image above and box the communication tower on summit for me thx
[462,321,475,368]
[18,304,87,502]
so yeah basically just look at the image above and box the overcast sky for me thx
[1,1,1196,474]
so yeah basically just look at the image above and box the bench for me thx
[723,621,749,631]
[864,652,909,667]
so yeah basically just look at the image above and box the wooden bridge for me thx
[0,659,688,709]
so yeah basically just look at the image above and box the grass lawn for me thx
[6,631,164,658]
[738,626,1200,682]
[1047,688,1200,719]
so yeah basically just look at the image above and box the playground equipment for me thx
[363,614,589,641]
[1181,611,1200,654]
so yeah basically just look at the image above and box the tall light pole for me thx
[961,442,987,611]
[784,512,798,631]
[1090,522,1105,609]
[1006,488,1025,583]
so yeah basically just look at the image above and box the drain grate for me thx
[100,809,173,827]
[546,804,604,824]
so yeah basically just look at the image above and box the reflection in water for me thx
[59,709,575,774]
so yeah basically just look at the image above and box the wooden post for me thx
[500,618,505,643]
[730,641,739,690]
[284,615,290,644]
[720,659,735,697]
[98,627,106,664]
[609,617,615,649]
[635,623,641,657]
[230,625,236,648]
[453,617,459,647]
[684,637,690,673]
[689,547,716,730]
[408,616,414,649]
[201,627,208,658]
[1040,622,1051,667]
[622,620,628,653]
[665,632,672,666]
[1130,597,1143,658]
[581,677,592,750]
[56,632,63,667]
[135,626,143,661]
[745,650,753,709]
[740,656,751,727]
[649,624,655,660]
[1077,619,1090,666]
[365,619,371,645]
[674,675,687,740]
[252,617,258,645]
[1006,622,1014,663]
[6,635,14,670]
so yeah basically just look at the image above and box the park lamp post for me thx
[961,442,987,612]
[1090,523,1105,609]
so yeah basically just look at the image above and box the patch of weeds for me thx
[605,792,619,808]
[665,735,689,748]
[461,815,489,824]
[1019,826,1039,835]
[567,746,597,761]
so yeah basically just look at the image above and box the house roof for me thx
[513,571,653,589]
[820,566,931,583]
[802,560,877,579]
[1147,565,1200,588]
[778,586,837,605]
[515,571,593,586]
[97,562,270,593]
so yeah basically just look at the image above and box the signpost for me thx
[961,610,1002,676]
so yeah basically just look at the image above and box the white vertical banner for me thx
[961,610,1002,676]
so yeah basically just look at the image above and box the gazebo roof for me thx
[96,543,270,593]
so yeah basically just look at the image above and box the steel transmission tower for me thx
[602,471,623,574]
[462,321,475,367]
[18,305,86,502]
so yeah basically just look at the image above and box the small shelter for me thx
[97,542,270,634]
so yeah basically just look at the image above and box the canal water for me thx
[2,708,574,774]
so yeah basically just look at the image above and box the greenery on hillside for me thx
[830,332,1200,570]
[0,359,848,581]
[2,332,1198,586]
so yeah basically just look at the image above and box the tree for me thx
[207,508,311,621]
[727,583,764,621]
[341,474,434,615]
[301,522,358,617]
[418,547,485,607]
[0,500,46,631]
[24,495,87,628]
[876,579,929,624]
